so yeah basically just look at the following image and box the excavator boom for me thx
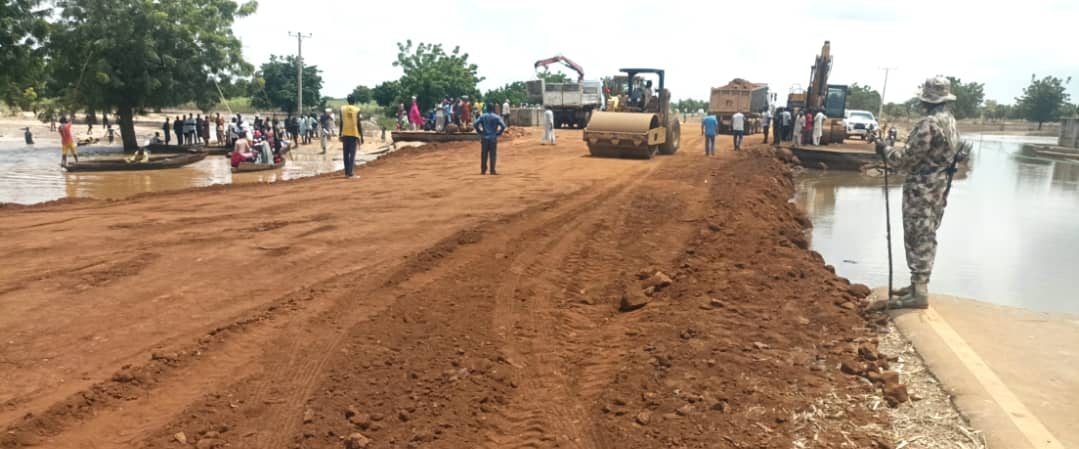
[534,54,585,82]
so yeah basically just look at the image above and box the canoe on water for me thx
[232,160,285,173]
[145,143,206,154]
[63,152,207,172]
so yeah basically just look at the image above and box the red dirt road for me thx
[1,129,885,448]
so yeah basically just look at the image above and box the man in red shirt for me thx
[59,116,78,166]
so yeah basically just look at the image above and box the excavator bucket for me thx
[583,112,666,159]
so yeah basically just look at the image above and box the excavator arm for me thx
[534,55,585,82]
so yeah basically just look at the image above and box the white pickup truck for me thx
[527,79,605,128]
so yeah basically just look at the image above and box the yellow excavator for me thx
[583,68,680,159]
[787,41,848,145]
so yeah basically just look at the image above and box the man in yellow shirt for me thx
[338,94,365,178]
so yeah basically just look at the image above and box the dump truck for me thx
[708,79,769,134]
[583,68,680,159]
[526,79,604,129]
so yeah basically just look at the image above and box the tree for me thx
[0,0,49,109]
[846,83,881,113]
[674,99,707,114]
[372,80,402,107]
[882,102,909,119]
[250,55,323,114]
[1015,74,1072,129]
[49,0,256,151]
[980,100,1014,122]
[537,69,568,84]
[390,40,483,112]
[483,82,528,107]
[945,77,985,120]
[350,85,373,104]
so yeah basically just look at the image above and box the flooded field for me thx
[0,141,365,204]
[795,135,1079,315]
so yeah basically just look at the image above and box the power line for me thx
[289,31,313,114]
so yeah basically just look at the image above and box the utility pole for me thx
[289,31,312,115]
[878,67,898,118]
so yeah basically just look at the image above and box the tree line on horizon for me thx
[2,0,1075,151]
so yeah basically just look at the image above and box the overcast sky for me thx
[233,0,1078,106]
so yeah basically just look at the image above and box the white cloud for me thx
[233,0,1078,105]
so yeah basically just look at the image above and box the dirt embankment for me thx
[1,129,889,449]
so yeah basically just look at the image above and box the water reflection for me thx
[795,135,1079,315]
[0,142,346,204]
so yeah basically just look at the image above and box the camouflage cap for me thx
[917,77,957,104]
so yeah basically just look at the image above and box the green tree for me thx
[48,0,256,151]
[390,40,483,112]
[483,82,528,107]
[846,83,881,113]
[882,102,909,118]
[372,80,402,107]
[945,77,985,120]
[980,99,1014,122]
[537,69,568,84]
[675,99,707,113]
[350,85,373,104]
[0,0,49,109]
[250,55,323,114]
[1015,74,1072,129]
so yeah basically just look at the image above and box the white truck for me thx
[526,79,605,129]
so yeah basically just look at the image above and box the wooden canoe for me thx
[63,152,207,172]
[391,131,480,143]
[232,160,285,173]
[146,143,207,154]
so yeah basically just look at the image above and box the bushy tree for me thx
[0,0,49,109]
[350,85,373,104]
[1015,74,1072,129]
[49,0,256,151]
[980,100,1014,122]
[537,69,568,84]
[250,55,323,113]
[390,40,483,112]
[483,82,528,107]
[882,102,909,118]
[372,80,402,107]
[846,83,881,113]
[945,77,985,120]
[675,99,707,114]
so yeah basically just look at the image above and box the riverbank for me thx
[0,129,906,448]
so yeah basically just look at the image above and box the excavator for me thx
[787,41,848,144]
[533,54,585,82]
[583,68,680,159]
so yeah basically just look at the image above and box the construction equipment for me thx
[709,79,769,134]
[527,55,604,128]
[787,41,848,145]
[533,55,586,82]
[583,68,680,159]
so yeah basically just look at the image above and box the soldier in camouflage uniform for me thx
[876,77,968,309]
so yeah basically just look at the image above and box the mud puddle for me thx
[795,135,1079,315]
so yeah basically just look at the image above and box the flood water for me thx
[0,141,361,205]
[795,135,1079,315]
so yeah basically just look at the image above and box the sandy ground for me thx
[0,128,900,448]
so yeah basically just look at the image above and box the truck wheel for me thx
[659,119,680,155]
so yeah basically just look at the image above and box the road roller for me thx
[584,68,680,159]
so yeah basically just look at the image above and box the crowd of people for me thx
[395,96,512,133]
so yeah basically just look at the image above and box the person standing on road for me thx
[877,77,968,309]
[760,108,772,144]
[793,110,805,147]
[541,107,556,145]
[58,116,78,166]
[781,108,793,142]
[320,108,333,154]
[338,94,365,179]
[772,108,783,147]
[701,113,718,156]
[813,109,826,145]
[731,111,745,151]
[474,104,506,175]
[502,99,511,124]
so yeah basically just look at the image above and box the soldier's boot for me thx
[888,282,929,309]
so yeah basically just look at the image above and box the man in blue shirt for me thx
[701,113,718,156]
[474,104,507,175]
